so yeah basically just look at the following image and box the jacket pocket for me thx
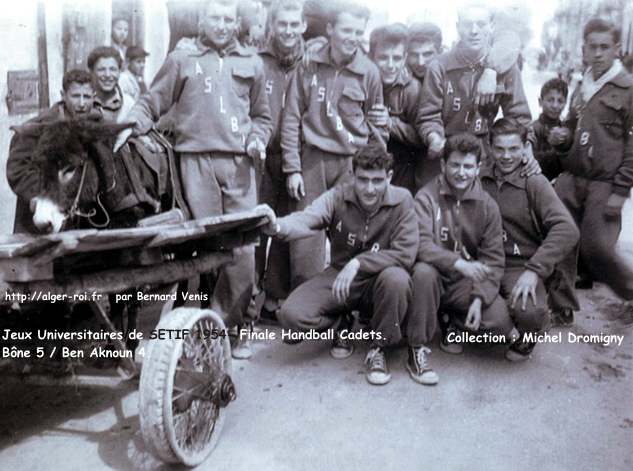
[232,67,254,97]
[337,85,365,117]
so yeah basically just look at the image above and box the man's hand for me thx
[454,259,492,283]
[474,68,497,107]
[286,172,305,200]
[519,143,542,177]
[254,204,278,235]
[332,259,360,304]
[605,193,627,219]
[368,104,391,129]
[427,132,446,159]
[465,297,482,331]
[510,269,538,311]
[547,127,569,147]
[246,138,266,162]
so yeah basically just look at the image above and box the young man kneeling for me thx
[262,145,438,386]
[481,118,579,360]
[411,133,520,356]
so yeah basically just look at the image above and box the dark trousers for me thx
[255,152,291,302]
[288,146,353,289]
[500,267,548,333]
[411,262,515,338]
[554,172,633,301]
[278,266,412,347]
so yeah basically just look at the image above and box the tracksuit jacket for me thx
[532,113,569,180]
[280,45,384,174]
[414,176,505,306]
[480,166,579,279]
[563,70,633,197]
[129,37,272,154]
[259,41,304,154]
[276,183,418,275]
[416,44,533,145]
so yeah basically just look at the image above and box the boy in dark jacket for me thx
[481,118,579,360]
[553,19,633,324]
[7,69,98,234]
[262,144,436,387]
[368,23,425,194]
[256,0,306,319]
[532,78,571,181]
[411,133,520,357]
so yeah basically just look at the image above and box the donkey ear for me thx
[75,120,136,144]
[10,122,51,139]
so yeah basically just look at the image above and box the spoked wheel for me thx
[139,307,235,466]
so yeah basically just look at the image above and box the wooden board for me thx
[0,209,269,284]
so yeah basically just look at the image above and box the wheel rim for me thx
[166,314,232,463]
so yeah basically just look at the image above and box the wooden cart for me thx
[0,208,268,466]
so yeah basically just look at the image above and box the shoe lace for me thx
[366,348,385,370]
[414,346,431,369]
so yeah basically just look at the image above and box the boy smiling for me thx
[480,118,579,360]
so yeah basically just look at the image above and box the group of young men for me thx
[7,0,633,386]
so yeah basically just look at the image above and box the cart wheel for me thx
[139,307,234,466]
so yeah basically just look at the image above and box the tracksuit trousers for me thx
[555,172,633,301]
[180,152,257,327]
[278,266,412,348]
[411,262,516,338]
[289,145,353,289]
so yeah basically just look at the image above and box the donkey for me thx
[11,118,182,233]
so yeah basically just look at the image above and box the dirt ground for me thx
[0,281,631,471]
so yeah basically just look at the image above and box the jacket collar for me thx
[443,43,488,72]
[438,174,485,201]
[260,38,304,69]
[385,67,413,90]
[312,45,369,75]
[538,113,561,127]
[192,36,251,57]
[94,85,123,112]
[480,165,527,189]
[607,70,633,88]
[342,182,403,211]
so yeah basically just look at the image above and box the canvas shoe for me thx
[505,337,537,362]
[230,324,253,360]
[440,325,464,354]
[406,346,439,385]
[365,347,391,385]
[330,313,354,359]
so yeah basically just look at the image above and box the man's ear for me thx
[300,21,307,35]
[440,158,446,175]
[386,169,393,183]
[538,97,543,108]
[475,161,482,176]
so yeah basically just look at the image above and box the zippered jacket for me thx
[415,175,505,306]
[129,37,272,154]
[480,167,579,279]
[277,182,418,275]
[280,45,384,174]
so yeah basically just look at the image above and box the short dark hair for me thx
[328,1,370,27]
[443,133,482,163]
[490,118,528,145]
[352,144,393,172]
[269,0,304,23]
[62,69,93,92]
[583,18,620,44]
[370,23,408,57]
[540,77,568,100]
[407,22,442,51]
[87,46,123,70]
